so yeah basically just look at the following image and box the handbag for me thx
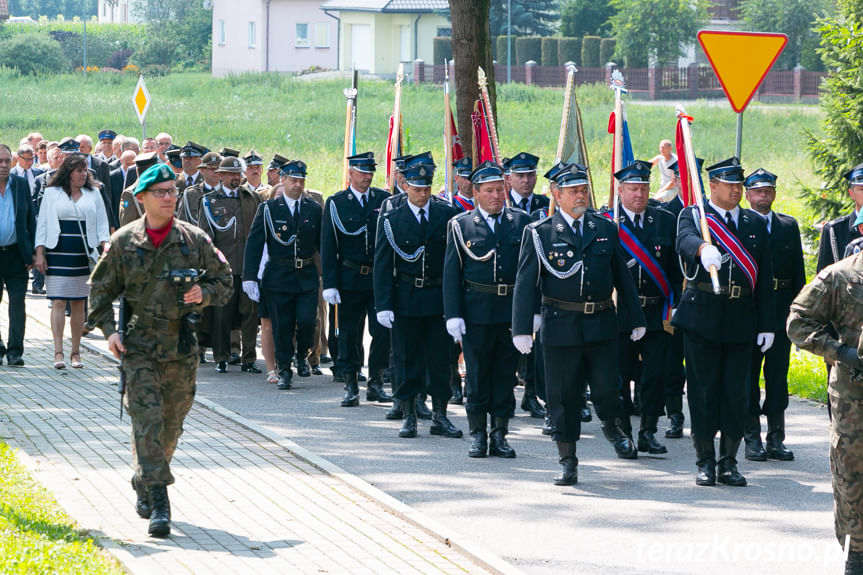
[73,200,100,273]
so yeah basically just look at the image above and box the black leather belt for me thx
[397,272,441,288]
[342,259,372,275]
[542,296,613,314]
[130,315,181,331]
[0,243,17,252]
[639,295,664,307]
[465,280,515,296]
[274,256,315,269]
[693,282,751,299]
[773,278,792,290]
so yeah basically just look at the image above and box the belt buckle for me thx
[497,284,508,296]
[772,278,779,290]
[583,301,595,314]
[639,295,647,307]
[360,265,371,275]
[414,277,425,288]
[730,285,742,299]
[295,259,304,269]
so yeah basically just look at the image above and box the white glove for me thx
[700,244,722,271]
[512,335,534,354]
[757,332,775,353]
[377,310,394,329]
[671,308,677,319]
[630,326,646,342]
[532,314,542,333]
[242,280,259,302]
[323,288,341,305]
[446,317,466,342]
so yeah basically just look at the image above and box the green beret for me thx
[135,163,177,195]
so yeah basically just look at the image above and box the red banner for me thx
[675,118,695,207]
[449,110,464,163]
[471,100,495,165]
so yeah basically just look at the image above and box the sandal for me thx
[54,352,66,370]
[70,353,83,369]
[266,370,279,384]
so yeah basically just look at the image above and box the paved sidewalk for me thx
[0,301,513,575]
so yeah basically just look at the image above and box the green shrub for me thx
[581,35,601,67]
[516,36,542,65]
[497,35,514,65]
[541,37,559,66]
[131,32,177,70]
[600,38,616,66]
[0,33,68,74]
[558,36,581,66]
[432,36,451,66]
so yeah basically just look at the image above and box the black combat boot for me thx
[521,381,546,418]
[448,362,463,405]
[765,412,794,461]
[489,416,516,458]
[415,394,433,420]
[665,412,685,438]
[601,418,638,459]
[637,415,668,454]
[743,415,767,461]
[215,361,227,373]
[467,413,488,458]
[693,436,716,486]
[717,434,747,486]
[131,476,151,519]
[554,442,578,485]
[385,398,404,420]
[399,395,418,438]
[294,355,311,377]
[542,415,554,435]
[366,369,393,403]
[846,550,863,575]
[341,371,359,407]
[147,485,171,537]
[430,397,463,438]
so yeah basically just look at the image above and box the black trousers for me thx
[544,339,623,443]
[335,289,388,376]
[462,323,517,417]
[266,288,318,370]
[0,248,28,360]
[391,314,450,402]
[747,329,792,416]
[664,328,686,415]
[618,330,669,418]
[535,333,547,402]
[683,331,749,440]
[211,275,258,363]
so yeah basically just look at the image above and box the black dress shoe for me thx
[399,397,418,438]
[198,351,207,363]
[489,418,515,457]
[357,372,367,382]
[241,362,262,374]
[717,459,747,486]
[521,386,546,418]
[31,287,46,294]
[6,356,24,367]
[341,373,360,407]
[385,399,404,420]
[554,442,578,485]
[228,353,242,365]
[319,355,332,364]
[366,378,393,402]
[215,361,227,373]
[277,369,293,390]
[310,365,323,376]
[601,420,638,459]
[580,405,592,423]
[665,413,684,438]
[542,416,554,435]
[696,461,717,486]
[295,358,311,377]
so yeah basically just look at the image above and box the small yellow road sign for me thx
[133,75,151,124]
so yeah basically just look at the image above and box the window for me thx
[248,21,256,48]
[296,23,309,48]
[437,27,452,37]
[218,19,226,46]
[314,22,329,48]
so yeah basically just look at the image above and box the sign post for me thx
[698,30,787,160]
[132,75,151,141]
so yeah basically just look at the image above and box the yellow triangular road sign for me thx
[698,30,787,113]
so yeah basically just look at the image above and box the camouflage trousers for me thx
[829,391,863,552]
[124,354,199,487]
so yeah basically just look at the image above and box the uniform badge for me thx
[587,220,595,229]
[473,215,481,223]
[647,215,654,224]
[556,223,565,232]
[466,240,472,247]
[567,250,574,257]
[282,225,287,231]
[557,259,565,266]
[506,212,513,221]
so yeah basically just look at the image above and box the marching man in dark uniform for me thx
[321,152,393,407]
[612,160,682,455]
[243,160,322,389]
[512,163,645,486]
[443,161,529,457]
[742,168,804,461]
[450,158,475,212]
[672,157,775,487]
[817,162,863,272]
[374,154,462,439]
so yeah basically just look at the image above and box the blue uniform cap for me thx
[403,164,434,187]
[403,151,435,171]
[744,168,778,189]
[843,162,863,186]
[392,153,412,173]
[57,138,80,153]
[503,152,539,174]
[544,161,568,182]
[165,147,183,170]
[279,160,307,179]
[554,163,590,188]
[470,160,505,185]
[669,157,704,175]
[706,156,745,184]
[98,129,117,141]
[453,157,472,178]
[614,159,652,184]
[348,152,376,173]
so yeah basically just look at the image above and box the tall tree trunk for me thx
[449,0,496,162]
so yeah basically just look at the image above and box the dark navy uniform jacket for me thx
[321,187,388,292]
[512,210,645,346]
[373,199,457,317]
[243,195,322,293]
[443,206,530,325]
[817,211,860,272]
[761,211,806,333]
[510,191,549,214]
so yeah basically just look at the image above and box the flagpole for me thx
[478,66,506,205]
[677,105,721,294]
[387,63,405,193]
[609,70,626,225]
[342,68,358,189]
[444,60,454,205]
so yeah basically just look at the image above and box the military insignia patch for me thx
[587,221,595,229]
[215,249,227,264]
[566,250,573,257]
[506,213,513,221]
[647,215,654,224]
[556,223,565,232]
[557,259,565,266]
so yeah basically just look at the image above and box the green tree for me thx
[132,0,211,70]
[488,0,560,37]
[741,0,833,70]
[560,0,616,37]
[609,0,709,67]
[0,33,67,73]
[801,0,863,229]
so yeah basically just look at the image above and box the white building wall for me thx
[97,0,144,23]
[212,0,266,77]
[269,0,338,73]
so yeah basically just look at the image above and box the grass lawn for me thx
[0,442,125,575]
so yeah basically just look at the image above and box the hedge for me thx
[432,36,452,66]
[497,36,514,65]
[599,38,616,66]
[515,36,541,65]
[0,33,67,75]
[541,37,558,67]
[558,36,581,66]
[581,36,601,68]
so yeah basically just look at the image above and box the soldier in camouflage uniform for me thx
[87,164,233,537]
[787,253,863,574]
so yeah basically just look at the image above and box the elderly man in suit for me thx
[0,144,36,366]
[12,143,45,294]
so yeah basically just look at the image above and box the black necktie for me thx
[725,212,736,233]
[186,176,193,188]
[419,207,428,236]
[573,220,582,242]
[292,203,300,227]
[491,213,503,240]
[520,197,529,212]
[360,194,367,210]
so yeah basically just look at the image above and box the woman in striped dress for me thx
[33,154,111,369]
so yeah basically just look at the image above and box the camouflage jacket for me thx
[787,251,863,400]
[87,218,233,361]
